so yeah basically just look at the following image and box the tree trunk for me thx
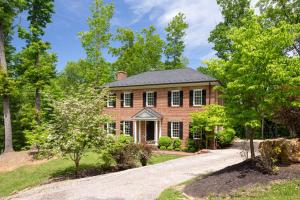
[3,96,13,152]
[35,87,41,119]
[34,52,41,122]
[74,158,80,178]
[0,23,14,153]
[246,126,255,158]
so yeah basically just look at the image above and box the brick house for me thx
[103,68,220,146]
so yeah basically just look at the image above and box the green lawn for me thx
[157,188,185,200]
[148,153,183,165]
[157,180,300,200]
[0,152,181,198]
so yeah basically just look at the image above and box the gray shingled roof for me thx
[105,68,217,88]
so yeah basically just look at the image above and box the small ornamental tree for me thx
[47,87,110,177]
[190,105,233,148]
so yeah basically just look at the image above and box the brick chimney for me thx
[116,71,127,81]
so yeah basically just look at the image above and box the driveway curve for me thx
[7,149,244,200]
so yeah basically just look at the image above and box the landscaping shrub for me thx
[175,147,181,151]
[101,135,139,169]
[138,144,152,166]
[167,145,173,150]
[216,128,235,148]
[160,146,167,150]
[118,134,134,144]
[187,139,197,152]
[173,138,181,149]
[158,136,173,148]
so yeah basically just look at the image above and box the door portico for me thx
[132,108,162,145]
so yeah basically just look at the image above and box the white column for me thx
[139,121,141,143]
[134,121,137,143]
[159,120,162,138]
[155,120,158,145]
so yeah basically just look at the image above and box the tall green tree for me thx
[110,26,165,76]
[17,0,56,120]
[257,0,300,55]
[0,0,24,152]
[78,0,114,85]
[208,15,300,157]
[164,12,188,69]
[208,0,251,60]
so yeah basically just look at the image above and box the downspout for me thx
[208,81,211,105]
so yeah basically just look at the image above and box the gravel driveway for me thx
[7,149,244,200]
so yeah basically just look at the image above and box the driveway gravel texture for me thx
[6,148,248,200]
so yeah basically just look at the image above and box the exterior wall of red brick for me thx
[103,84,220,146]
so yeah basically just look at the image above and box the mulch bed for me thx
[183,157,300,198]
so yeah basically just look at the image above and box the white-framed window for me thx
[107,93,115,108]
[193,89,203,106]
[106,122,116,134]
[123,121,131,135]
[146,91,154,107]
[193,129,202,139]
[171,90,180,107]
[171,122,180,138]
[124,92,131,107]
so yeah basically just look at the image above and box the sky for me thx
[12,0,251,72]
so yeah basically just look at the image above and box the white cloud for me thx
[124,0,223,51]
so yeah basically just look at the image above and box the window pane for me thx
[172,122,180,138]
[107,93,115,107]
[146,92,154,106]
[124,121,131,135]
[107,122,116,134]
[124,93,131,107]
[172,91,180,106]
[194,90,202,106]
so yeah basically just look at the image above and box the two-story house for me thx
[103,68,220,146]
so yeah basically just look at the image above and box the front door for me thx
[146,121,155,141]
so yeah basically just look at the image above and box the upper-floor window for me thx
[123,92,132,107]
[190,89,206,106]
[107,93,116,108]
[193,89,203,106]
[146,92,154,107]
[171,90,180,107]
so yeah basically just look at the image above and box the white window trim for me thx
[106,122,115,135]
[171,121,180,138]
[123,92,131,108]
[146,91,154,107]
[171,90,180,107]
[107,93,115,108]
[123,121,131,135]
[193,89,203,106]
[193,129,202,140]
